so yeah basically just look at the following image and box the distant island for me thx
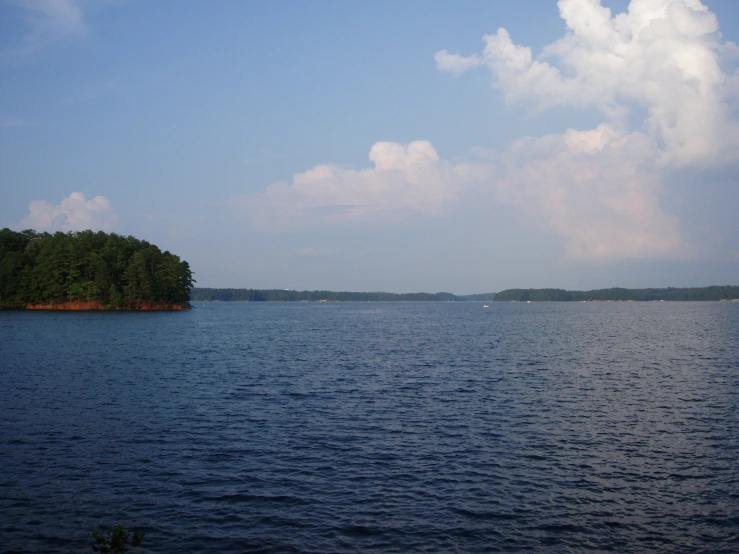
[494,287,739,302]
[191,286,739,303]
[0,228,194,310]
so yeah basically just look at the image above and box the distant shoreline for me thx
[190,288,493,303]
[493,286,739,302]
[190,286,739,303]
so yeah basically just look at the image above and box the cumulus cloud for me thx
[437,0,739,258]
[498,125,684,258]
[19,192,117,232]
[244,141,488,231]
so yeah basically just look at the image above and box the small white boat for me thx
[483,305,489,308]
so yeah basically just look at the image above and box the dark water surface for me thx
[1,302,738,553]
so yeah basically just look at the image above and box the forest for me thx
[494,287,739,302]
[191,286,739,303]
[0,228,194,309]
[190,288,496,302]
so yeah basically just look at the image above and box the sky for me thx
[1,0,738,293]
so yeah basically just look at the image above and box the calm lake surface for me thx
[1,302,738,553]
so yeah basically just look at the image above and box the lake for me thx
[1,302,738,552]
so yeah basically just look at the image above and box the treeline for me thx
[191,288,496,302]
[0,228,194,308]
[494,287,739,302]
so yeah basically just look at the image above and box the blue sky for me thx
[2,0,738,293]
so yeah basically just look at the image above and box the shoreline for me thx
[17,300,190,311]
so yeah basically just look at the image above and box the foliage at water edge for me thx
[494,287,739,301]
[0,228,194,308]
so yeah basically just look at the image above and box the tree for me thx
[0,228,194,308]
[91,525,144,553]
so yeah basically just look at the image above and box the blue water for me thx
[1,302,738,553]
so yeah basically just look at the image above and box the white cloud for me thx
[434,50,483,77]
[436,0,739,259]
[243,140,488,231]
[239,0,735,261]
[0,116,40,128]
[498,125,685,258]
[295,247,332,257]
[9,0,85,50]
[441,0,739,164]
[19,192,117,232]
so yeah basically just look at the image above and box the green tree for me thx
[90,525,144,553]
[0,228,194,309]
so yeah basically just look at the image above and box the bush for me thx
[90,525,145,553]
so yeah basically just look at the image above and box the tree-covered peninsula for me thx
[190,288,471,302]
[494,287,739,302]
[190,286,739,303]
[191,288,498,302]
[0,228,194,310]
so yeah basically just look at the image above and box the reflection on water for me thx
[1,302,738,552]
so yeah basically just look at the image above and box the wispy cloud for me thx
[68,80,119,104]
[296,247,331,257]
[434,50,483,77]
[8,0,85,51]
[18,192,117,232]
[0,116,40,128]
[436,0,739,259]
[244,150,285,166]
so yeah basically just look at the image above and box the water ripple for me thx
[1,302,738,552]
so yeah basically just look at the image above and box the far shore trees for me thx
[493,287,739,302]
